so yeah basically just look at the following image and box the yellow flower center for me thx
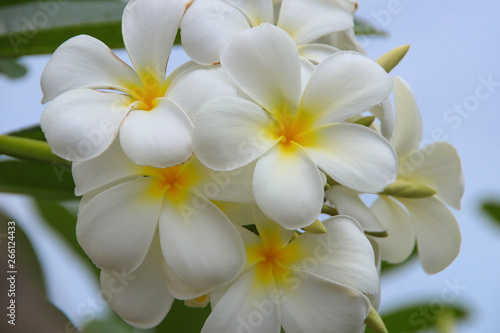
[128,71,169,111]
[143,159,199,202]
[273,111,315,148]
[247,231,300,287]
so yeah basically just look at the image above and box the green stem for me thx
[0,135,71,166]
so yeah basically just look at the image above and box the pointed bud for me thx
[381,179,437,198]
[303,219,327,234]
[354,115,376,127]
[365,304,388,333]
[185,294,210,308]
[321,204,338,216]
[377,44,410,73]
[365,230,389,238]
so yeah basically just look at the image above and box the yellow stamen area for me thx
[143,160,199,203]
[128,71,169,111]
[273,111,316,149]
[247,231,300,288]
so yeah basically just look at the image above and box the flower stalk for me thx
[0,135,71,166]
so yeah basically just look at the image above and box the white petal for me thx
[213,202,258,226]
[398,197,461,274]
[371,196,415,263]
[193,97,280,171]
[41,89,131,161]
[72,138,144,196]
[301,123,398,193]
[119,98,193,168]
[220,24,302,118]
[162,260,213,300]
[279,272,370,333]
[100,235,173,329]
[300,57,316,95]
[371,98,395,141]
[298,44,340,64]
[254,210,296,248]
[254,143,324,229]
[166,62,237,119]
[202,266,281,333]
[122,0,188,81]
[326,185,386,233]
[76,177,162,274]
[224,0,274,26]
[181,0,250,65]
[391,76,423,157]
[399,142,463,210]
[282,216,379,295]
[278,0,355,45]
[299,52,393,126]
[192,160,256,204]
[41,35,141,103]
[159,192,245,289]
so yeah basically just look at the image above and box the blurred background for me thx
[0,0,499,332]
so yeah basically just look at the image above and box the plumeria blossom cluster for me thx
[40,0,463,331]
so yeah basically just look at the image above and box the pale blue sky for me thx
[0,0,499,332]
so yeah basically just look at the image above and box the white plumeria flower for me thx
[41,0,236,167]
[193,24,397,229]
[181,0,358,65]
[202,212,379,333]
[327,77,463,274]
[74,139,254,291]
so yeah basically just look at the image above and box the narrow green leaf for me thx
[1,210,79,332]
[35,199,100,276]
[482,201,500,227]
[7,125,46,141]
[82,317,134,333]
[354,18,388,36]
[0,209,46,296]
[0,0,181,57]
[0,159,76,200]
[0,57,27,78]
[365,303,468,333]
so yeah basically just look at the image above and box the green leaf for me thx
[155,300,212,332]
[7,125,46,141]
[0,159,76,200]
[35,199,100,276]
[0,0,124,57]
[0,209,46,296]
[82,317,135,333]
[365,303,468,333]
[482,201,500,227]
[0,57,27,78]
[354,18,388,36]
[0,0,181,57]
[0,210,79,332]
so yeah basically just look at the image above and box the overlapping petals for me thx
[202,214,377,333]
[100,235,174,328]
[75,139,251,289]
[41,0,235,167]
[194,24,397,228]
[181,0,356,64]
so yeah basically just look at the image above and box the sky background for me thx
[0,0,499,332]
